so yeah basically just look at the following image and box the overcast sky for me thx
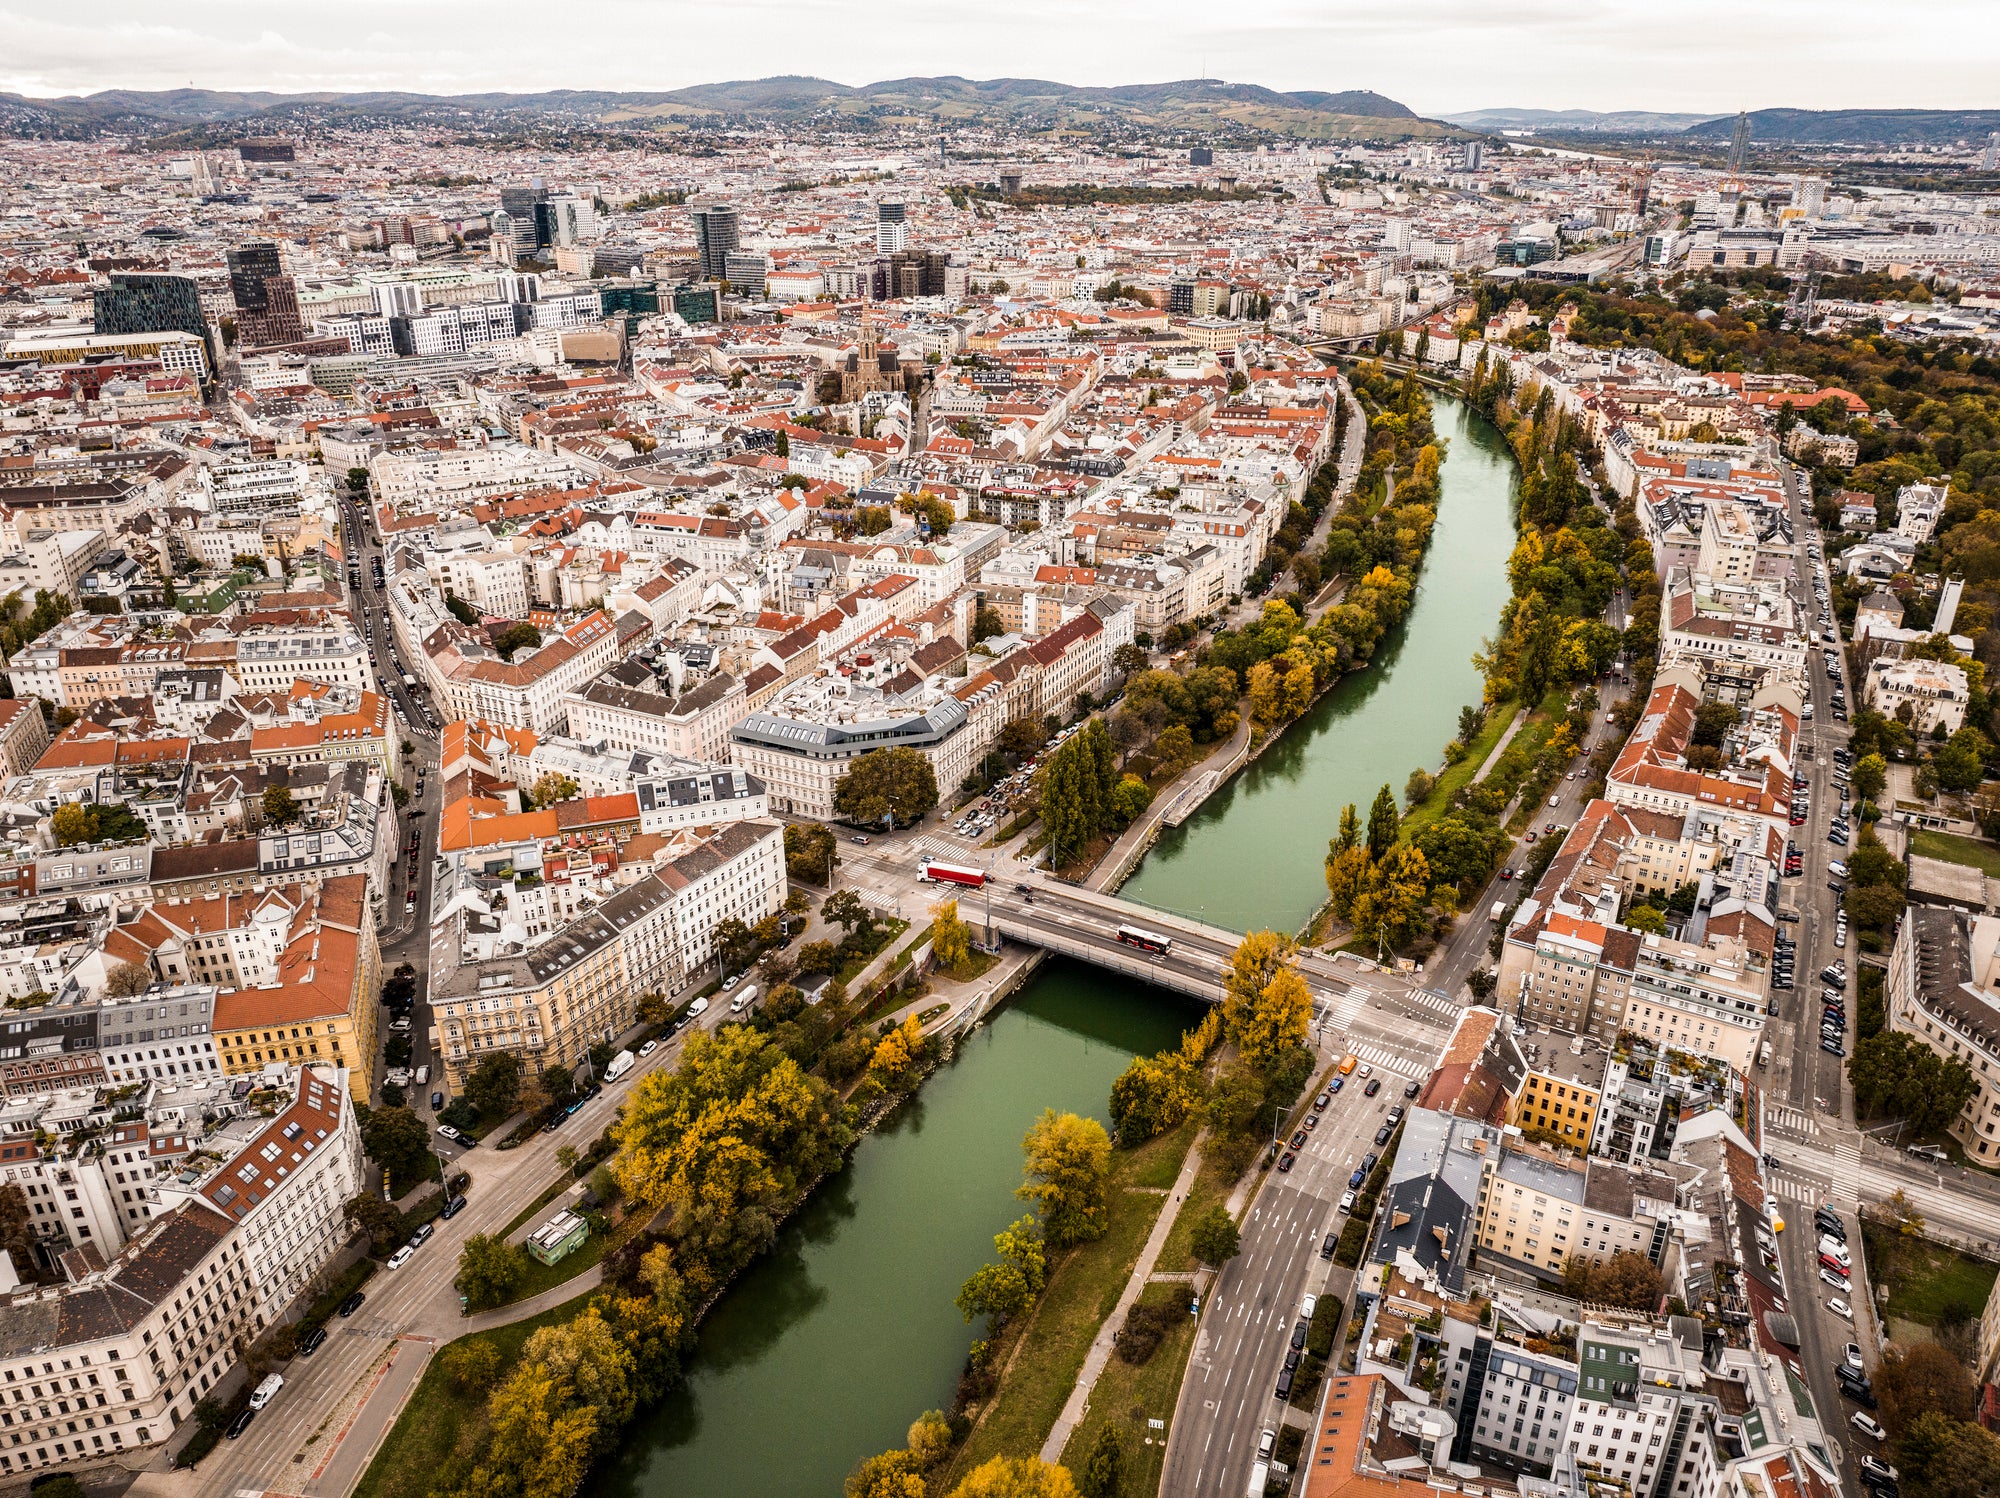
[0,0,1990,117]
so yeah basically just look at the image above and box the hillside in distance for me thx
[1444,107,1713,133]
[0,76,1454,141]
[1679,107,2000,145]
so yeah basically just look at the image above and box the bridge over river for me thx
[956,877,1464,1078]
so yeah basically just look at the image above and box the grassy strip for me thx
[1152,1146,1239,1276]
[942,1123,1195,1487]
[1401,702,1516,840]
[493,1208,648,1307]
[354,1291,595,1498]
[1056,1280,1201,1496]
[1908,828,2000,878]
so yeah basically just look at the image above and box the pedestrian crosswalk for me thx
[910,833,980,860]
[1766,1106,1821,1138]
[1405,987,1463,1019]
[1769,1175,1827,1205]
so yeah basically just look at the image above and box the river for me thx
[1120,392,1521,935]
[602,962,1204,1498]
[602,392,1519,1494]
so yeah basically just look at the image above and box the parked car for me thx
[1338,1190,1357,1213]
[1850,1413,1886,1441]
[387,1246,415,1270]
[338,1291,366,1317]
[1277,1151,1296,1172]
[226,1408,258,1440]
[299,1326,328,1356]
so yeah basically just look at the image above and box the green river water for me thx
[604,393,1519,1493]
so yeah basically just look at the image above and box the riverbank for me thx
[1121,391,1521,933]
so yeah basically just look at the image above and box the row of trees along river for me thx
[596,391,1521,1493]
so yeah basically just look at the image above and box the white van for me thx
[1247,1461,1269,1496]
[728,983,760,1015]
[249,1373,284,1410]
[414,1065,429,1085]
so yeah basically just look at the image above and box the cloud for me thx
[0,0,1991,114]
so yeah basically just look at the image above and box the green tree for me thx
[846,1447,927,1498]
[262,784,300,828]
[956,1217,1046,1330]
[1108,773,1153,828]
[51,801,99,845]
[345,1193,406,1255]
[1850,752,1889,804]
[1935,726,1990,794]
[1018,1109,1112,1248]
[529,772,579,809]
[1897,1411,2000,1498]
[1624,904,1666,935]
[359,1105,431,1190]
[834,746,939,826]
[712,916,758,976]
[1189,1203,1242,1266]
[444,592,480,627]
[456,1233,530,1310]
[1404,767,1435,808]
[1077,1425,1124,1498]
[439,1339,503,1394]
[493,621,543,661]
[465,1051,523,1120]
[1366,782,1400,858]
[541,1062,578,1107]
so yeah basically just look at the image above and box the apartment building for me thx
[1887,907,2000,1161]
[432,609,620,735]
[96,985,223,1086]
[1863,654,1969,734]
[1472,1140,1671,1287]
[563,660,749,765]
[0,1202,255,1479]
[1510,1034,1610,1150]
[154,1065,363,1323]
[111,877,381,1098]
[431,873,678,1088]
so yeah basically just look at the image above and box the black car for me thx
[1291,1318,1311,1350]
[1284,1346,1303,1372]
[338,1290,366,1317]
[441,1196,467,1220]
[1313,1091,1331,1111]
[1321,1232,1338,1260]
[431,1090,445,1110]
[1374,1124,1393,1145]
[1842,1382,1878,1409]
[1277,1151,1296,1172]
[299,1326,328,1357]
[227,1407,257,1440]
[1364,1078,1382,1098]
[1290,1129,1308,1149]
[1361,1152,1379,1174]
[1274,1368,1294,1400]
[1403,1080,1420,1099]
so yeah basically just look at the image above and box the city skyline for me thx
[0,0,1990,117]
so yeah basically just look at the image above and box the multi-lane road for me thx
[192,1000,727,1496]
[1159,1046,1439,1498]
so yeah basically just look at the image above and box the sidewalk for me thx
[1039,1134,1208,1464]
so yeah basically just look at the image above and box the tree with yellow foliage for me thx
[1018,1109,1111,1248]
[949,1455,1081,1498]
[868,1014,928,1093]
[930,896,975,977]
[1221,930,1313,1075]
